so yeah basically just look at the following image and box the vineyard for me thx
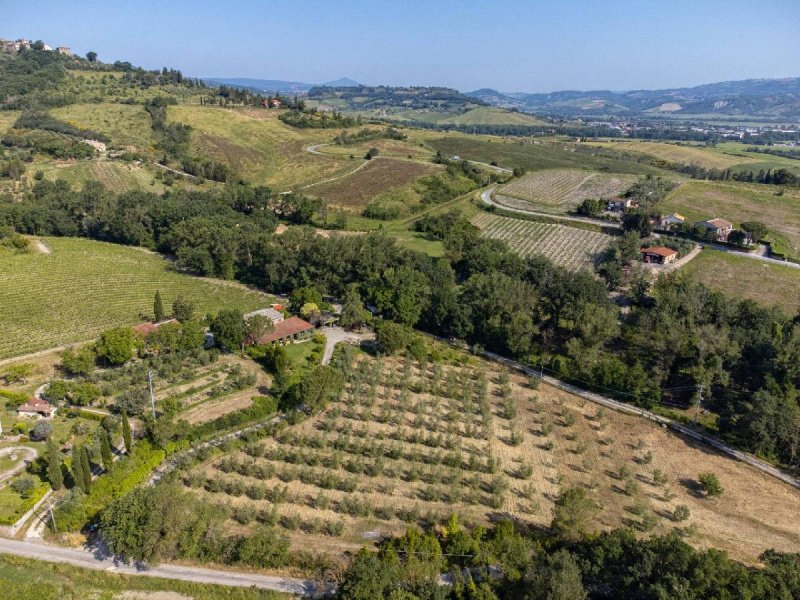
[498,169,636,213]
[179,350,800,563]
[472,213,613,271]
[0,237,272,359]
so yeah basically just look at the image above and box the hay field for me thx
[590,141,760,170]
[0,237,272,358]
[182,352,800,564]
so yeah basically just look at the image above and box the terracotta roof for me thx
[640,246,678,258]
[132,319,177,336]
[708,218,733,229]
[255,316,313,344]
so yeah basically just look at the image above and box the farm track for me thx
[480,187,622,228]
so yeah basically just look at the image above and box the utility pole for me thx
[693,384,704,425]
[148,370,156,419]
[47,495,57,533]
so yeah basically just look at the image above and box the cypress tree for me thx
[81,446,92,492]
[100,430,114,470]
[122,411,132,454]
[72,445,86,493]
[154,290,164,322]
[46,437,63,491]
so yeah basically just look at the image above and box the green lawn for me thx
[0,478,49,525]
[684,249,800,315]
[0,554,291,599]
[399,106,548,126]
[0,237,273,359]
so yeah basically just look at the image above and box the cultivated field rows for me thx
[472,213,613,270]
[181,353,800,562]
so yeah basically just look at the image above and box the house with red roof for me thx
[254,316,314,345]
[640,246,678,265]
[17,398,57,419]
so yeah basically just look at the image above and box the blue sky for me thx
[4,0,800,92]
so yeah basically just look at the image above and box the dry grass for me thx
[184,353,800,563]
[311,159,439,207]
[589,141,759,170]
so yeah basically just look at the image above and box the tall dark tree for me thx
[72,445,86,493]
[80,446,93,492]
[86,51,97,62]
[121,411,133,454]
[339,283,368,331]
[171,294,195,323]
[153,290,164,322]
[100,430,114,470]
[46,437,63,491]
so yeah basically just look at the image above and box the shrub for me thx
[698,472,724,497]
[31,421,54,441]
[672,504,691,522]
[11,476,36,498]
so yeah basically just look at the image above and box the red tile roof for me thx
[132,319,177,336]
[640,246,678,258]
[255,316,313,345]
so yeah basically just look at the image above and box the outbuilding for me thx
[640,246,678,265]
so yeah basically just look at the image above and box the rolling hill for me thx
[467,77,800,118]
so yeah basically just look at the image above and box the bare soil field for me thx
[311,159,439,207]
[499,169,636,213]
[182,352,800,564]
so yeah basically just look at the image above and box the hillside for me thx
[468,77,800,118]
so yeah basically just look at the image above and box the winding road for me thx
[0,447,38,484]
[0,537,321,596]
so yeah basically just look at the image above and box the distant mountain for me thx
[322,77,360,87]
[204,76,360,93]
[468,78,800,118]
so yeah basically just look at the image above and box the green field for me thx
[683,249,800,315]
[0,554,290,600]
[428,135,665,175]
[0,237,273,359]
[169,105,353,189]
[33,159,172,193]
[0,111,20,135]
[51,102,155,150]
[399,106,548,126]
[659,180,800,259]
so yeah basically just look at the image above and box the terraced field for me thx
[472,213,613,270]
[498,169,637,213]
[0,237,272,359]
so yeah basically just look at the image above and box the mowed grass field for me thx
[428,135,665,175]
[183,351,800,564]
[659,180,800,259]
[0,237,272,359]
[309,158,440,207]
[587,140,761,170]
[169,105,354,189]
[51,102,155,150]
[684,249,800,314]
[498,169,637,213]
[472,213,613,270]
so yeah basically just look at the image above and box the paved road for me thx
[0,537,320,596]
[703,242,800,270]
[319,326,375,365]
[479,187,622,229]
[0,447,37,484]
